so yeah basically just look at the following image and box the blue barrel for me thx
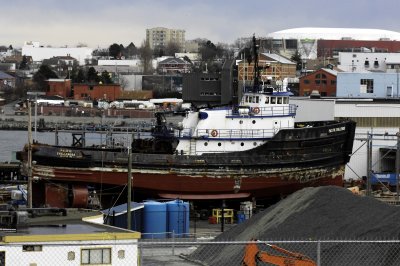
[237,213,246,224]
[143,201,167,239]
[166,200,190,237]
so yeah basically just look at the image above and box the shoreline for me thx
[0,112,184,131]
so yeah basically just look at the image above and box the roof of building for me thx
[321,68,338,76]
[0,71,14,79]
[102,202,144,217]
[0,209,140,243]
[300,67,339,79]
[42,56,77,65]
[47,79,70,82]
[158,57,190,65]
[261,53,296,64]
[268,27,400,41]
[1,223,140,243]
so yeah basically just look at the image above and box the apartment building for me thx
[146,27,185,51]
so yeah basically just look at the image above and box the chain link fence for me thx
[138,239,400,266]
[2,238,400,265]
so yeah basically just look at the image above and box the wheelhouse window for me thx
[277,97,282,104]
[283,97,288,104]
[271,97,276,104]
[360,79,374,93]
[265,97,269,104]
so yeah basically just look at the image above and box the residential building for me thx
[237,53,296,89]
[157,57,191,74]
[146,27,185,51]
[22,41,93,65]
[299,68,339,96]
[0,71,15,90]
[42,56,77,78]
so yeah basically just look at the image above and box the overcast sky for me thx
[3,0,400,48]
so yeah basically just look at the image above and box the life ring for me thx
[253,107,260,114]
[211,130,218,137]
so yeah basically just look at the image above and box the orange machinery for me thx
[242,240,316,266]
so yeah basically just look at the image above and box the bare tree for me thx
[119,75,129,90]
[139,40,153,74]
[165,41,181,56]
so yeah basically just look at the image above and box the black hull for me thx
[23,120,356,176]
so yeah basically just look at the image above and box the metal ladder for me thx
[189,139,196,155]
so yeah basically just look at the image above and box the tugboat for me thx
[17,36,356,207]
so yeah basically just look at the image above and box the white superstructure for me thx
[176,88,296,155]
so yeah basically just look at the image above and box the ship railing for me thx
[175,127,296,139]
[195,128,277,139]
[175,128,194,138]
[226,104,296,117]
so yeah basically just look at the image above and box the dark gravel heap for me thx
[187,186,400,266]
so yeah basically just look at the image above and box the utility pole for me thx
[34,94,37,140]
[366,132,372,197]
[127,144,132,230]
[27,100,33,208]
[396,130,400,201]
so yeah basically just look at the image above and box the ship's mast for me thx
[252,34,260,91]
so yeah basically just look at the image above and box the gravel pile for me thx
[187,186,400,265]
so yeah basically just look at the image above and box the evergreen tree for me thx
[33,65,58,91]
[100,70,113,84]
[76,68,86,83]
[87,67,99,83]
[125,42,137,57]
[109,43,122,59]
[291,50,303,71]
[19,55,28,70]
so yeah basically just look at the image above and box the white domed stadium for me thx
[268,27,400,41]
[265,27,400,59]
